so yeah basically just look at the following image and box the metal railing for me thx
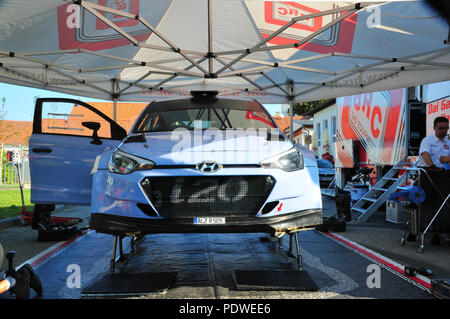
[418,193,450,253]
[0,147,30,189]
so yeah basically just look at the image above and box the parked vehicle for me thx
[29,92,322,237]
[317,159,335,188]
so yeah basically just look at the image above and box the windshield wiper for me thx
[139,129,171,133]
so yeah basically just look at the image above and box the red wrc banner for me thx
[335,89,406,168]
[246,1,358,58]
[56,0,162,51]
[245,111,276,128]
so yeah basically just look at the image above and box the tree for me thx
[0,97,18,143]
[0,97,6,120]
[290,99,328,116]
[0,97,6,186]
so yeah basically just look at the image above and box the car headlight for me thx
[260,147,304,171]
[108,150,155,174]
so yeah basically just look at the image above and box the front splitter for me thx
[90,209,322,236]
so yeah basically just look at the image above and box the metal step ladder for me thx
[352,158,411,223]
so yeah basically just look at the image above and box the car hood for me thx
[118,131,294,165]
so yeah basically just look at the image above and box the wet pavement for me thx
[0,196,449,299]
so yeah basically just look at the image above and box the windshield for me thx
[317,159,334,169]
[133,100,276,133]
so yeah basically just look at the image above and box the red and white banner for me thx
[336,89,406,168]
[426,96,450,135]
[246,1,357,60]
[57,1,162,51]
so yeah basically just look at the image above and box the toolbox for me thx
[402,206,419,236]
[386,200,406,224]
[37,225,80,241]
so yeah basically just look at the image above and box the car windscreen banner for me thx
[426,96,450,135]
[335,88,406,168]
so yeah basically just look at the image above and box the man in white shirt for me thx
[415,117,450,168]
[415,117,450,246]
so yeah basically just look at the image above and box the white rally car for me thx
[29,91,322,237]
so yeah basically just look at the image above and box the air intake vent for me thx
[190,90,218,100]
[136,203,158,217]
[261,201,279,215]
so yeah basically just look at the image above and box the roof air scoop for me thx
[190,90,219,100]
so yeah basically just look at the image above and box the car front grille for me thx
[140,175,275,218]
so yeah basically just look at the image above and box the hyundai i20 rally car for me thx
[29,92,322,237]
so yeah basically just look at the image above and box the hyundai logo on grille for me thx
[196,161,222,173]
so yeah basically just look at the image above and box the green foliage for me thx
[1,150,10,185]
[0,97,19,144]
[0,189,33,219]
[1,149,6,166]
[0,97,6,119]
[291,100,328,116]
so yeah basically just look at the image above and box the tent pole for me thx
[112,79,118,122]
[214,6,359,75]
[287,79,295,143]
[207,0,213,75]
[113,98,117,122]
[290,102,294,143]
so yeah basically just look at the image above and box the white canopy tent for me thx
[0,0,448,123]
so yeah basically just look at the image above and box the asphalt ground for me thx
[0,196,449,300]
[322,196,450,279]
[20,227,432,299]
[0,205,90,270]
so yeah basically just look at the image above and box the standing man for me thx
[415,116,450,168]
[415,116,450,245]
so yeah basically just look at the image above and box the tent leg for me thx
[110,236,130,275]
[110,236,118,275]
[286,79,295,143]
[294,232,303,271]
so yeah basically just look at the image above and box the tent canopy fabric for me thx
[0,0,448,104]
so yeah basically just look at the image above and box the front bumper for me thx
[90,208,322,236]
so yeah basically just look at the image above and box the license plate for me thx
[194,217,226,225]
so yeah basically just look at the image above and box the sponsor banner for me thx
[336,89,406,168]
[245,111,276,128]
[245,1,357,60]
[426,96,450,135]
[348,91,391,164]
[57,0,170,51]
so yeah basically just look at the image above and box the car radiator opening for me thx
[139,176,276,218]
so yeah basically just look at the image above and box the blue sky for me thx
[0,81,448,122]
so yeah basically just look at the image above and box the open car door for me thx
[29,98,127,205]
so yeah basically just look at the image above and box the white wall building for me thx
[306,100,337,161]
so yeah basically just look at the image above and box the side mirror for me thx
[82,121,102,145]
